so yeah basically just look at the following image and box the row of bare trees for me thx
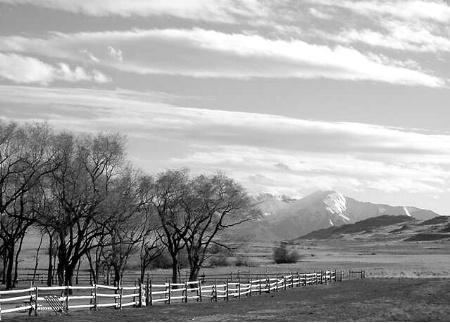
[0,120,258,289]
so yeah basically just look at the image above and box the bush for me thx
[209,254,229,267]
[235,256,248,267]
[273,243,299,264]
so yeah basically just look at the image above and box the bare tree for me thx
[149,169,259,282]
[150,169,190,283]
[0,121,55,289]
[100,168,149,286]
[136,175,165,283]
[43,132,127,286]
[182,173,259,281]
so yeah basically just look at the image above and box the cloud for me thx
[0,0,269,23]
[0,53,111,84]
[1,85,449,198]
[80,49,100,62]
[108,46,123,61]
[322,20,450,53]
[309,8,333,20]
[0,29,445,87]
[312,0,450,23]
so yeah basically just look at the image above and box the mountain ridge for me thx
[241,190,442,241]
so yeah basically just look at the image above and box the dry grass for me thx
[7,278,450,322]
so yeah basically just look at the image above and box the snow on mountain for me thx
[323,191,347,215]
[242,190,441,241]
[403,206,412,217]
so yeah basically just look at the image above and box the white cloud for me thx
[312,0,450,23]
[0,29,445,87]
[80,49,100,62]
[324,21,450,53]
[108,46,123,61]
[0,53,111,84]
[1,85,450,197]
[309,8,333,20]
[0,0,269,23]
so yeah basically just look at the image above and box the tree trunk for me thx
[33,234,44,285]
[171,255,178,283]
[5,244,14,290]
[47,233,53,286]
[114,266,121,286]
[13,235,25,287]
[189,266,201,282]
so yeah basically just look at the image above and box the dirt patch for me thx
[7,278,450,322]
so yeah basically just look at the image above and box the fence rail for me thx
[0,269,363,320]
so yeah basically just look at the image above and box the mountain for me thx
[240,190,441,241]
[294,214,450,242]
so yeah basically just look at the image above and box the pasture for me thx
[4,228,450,321]
[6,278,450,322]
[16,227,450,284]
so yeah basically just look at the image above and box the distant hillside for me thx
[296,215,414,240]
[293,215,450,242]
[237,190,440,241]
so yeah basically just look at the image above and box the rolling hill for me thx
[294,214,450,242]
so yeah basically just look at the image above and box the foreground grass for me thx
[6,278,450,322]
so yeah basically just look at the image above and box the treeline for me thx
[0,121,259,290]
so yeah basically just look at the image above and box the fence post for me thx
[34,286,39,316]
[66,284,70,312]
[258,276,262,295]
[168,282,171,305]
[119,284,123,310]
[184,282,188,303]
[238,276,241,299]
[198,281,202,303]
[0,290,2,321]
[226,279,229,301]
[214,280,218,302]
[138,280,142,307]
[148,280,153,306]
[93,284,97,311]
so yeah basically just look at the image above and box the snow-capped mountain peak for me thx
[323,191,347,214]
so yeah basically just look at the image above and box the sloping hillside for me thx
[239,191,440,241]
[294,215,450,242]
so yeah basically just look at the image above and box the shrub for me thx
[235,256,248,267]
[273,243,299,264]
[209,254,229,267]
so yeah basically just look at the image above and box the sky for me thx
[0,0,450,214]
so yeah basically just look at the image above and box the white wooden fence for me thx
[0,270,340,320]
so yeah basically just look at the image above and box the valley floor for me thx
[8,278,450,322]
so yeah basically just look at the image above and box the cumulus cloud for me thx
[0,53,111,84]
[0,29,445,87]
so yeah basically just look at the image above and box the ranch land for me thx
[7,278,450,322]
[3,235,450,322]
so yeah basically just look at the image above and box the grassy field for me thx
[6,225,450,321]
[7,278,450,322]
[15,228,450,282]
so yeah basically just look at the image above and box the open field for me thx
[14,227,450,284]
[4,230,450,321]
[6,278,450,322]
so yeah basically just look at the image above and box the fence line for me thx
[0,269,363,320]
